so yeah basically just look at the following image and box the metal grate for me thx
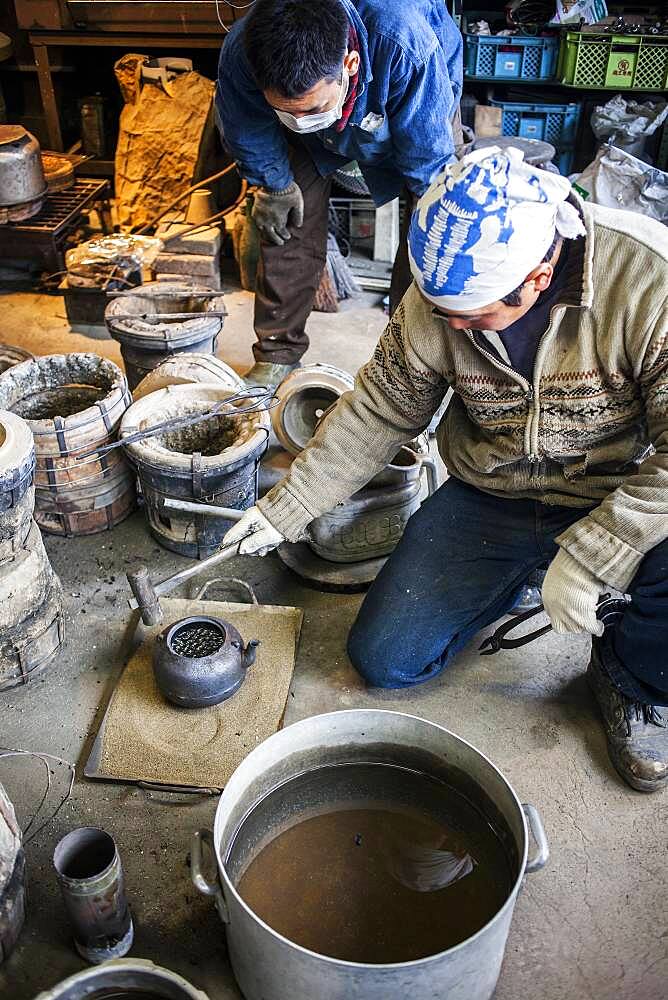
[8,179,107,235]
[170,621,226,658]
[0,178,110,273]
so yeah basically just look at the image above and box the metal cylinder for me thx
[192,710,548,1000]
[33,959,210,1000]
[53,828,133,964]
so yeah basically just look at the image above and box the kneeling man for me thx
[225,148,668,794]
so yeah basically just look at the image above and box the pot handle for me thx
[191,829,230,923]
[522,802,549,873]
[420,455,441,496]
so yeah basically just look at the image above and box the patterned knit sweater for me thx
[258,196,668,593]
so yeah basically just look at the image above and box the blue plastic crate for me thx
[465,34,560,81]
[554,149,575,175]
[490,100,582,148]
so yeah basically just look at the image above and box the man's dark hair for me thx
[500,232,561,307]
[244,0,349,97]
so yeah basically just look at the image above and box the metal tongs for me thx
[479,595,628,655]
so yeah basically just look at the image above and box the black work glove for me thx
[251,182,304,246]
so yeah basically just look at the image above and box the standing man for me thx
[223,148,668,794]
[216,0,463,386]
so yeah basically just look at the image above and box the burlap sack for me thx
[114,54,215,231]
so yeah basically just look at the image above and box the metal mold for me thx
[153,615,259,708]
[120,384,269,559]
[271,364,354,456]
[307,443,437,564]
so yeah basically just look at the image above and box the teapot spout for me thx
[242,639,260,671]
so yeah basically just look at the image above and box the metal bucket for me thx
[33,959,210,1000]
[192,710,548,1000]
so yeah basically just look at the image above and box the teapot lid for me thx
[0,125,27,146]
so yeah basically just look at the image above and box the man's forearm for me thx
[257,297,448,540]
[556,437,668,591]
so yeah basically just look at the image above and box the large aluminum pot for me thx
[192,710,548,1000]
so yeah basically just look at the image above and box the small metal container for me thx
[0,125,47,208]
[53,828,133,964]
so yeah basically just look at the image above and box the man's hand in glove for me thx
[224,506,284,557]
[252,183,304,246]
[542,548,605,636]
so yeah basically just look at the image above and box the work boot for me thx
[587,637,668,793]
[244,361,298,390]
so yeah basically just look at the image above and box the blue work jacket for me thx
[216,0,463,206]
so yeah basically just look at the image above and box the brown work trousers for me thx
[253,142,416,365]
[253,107,463,364]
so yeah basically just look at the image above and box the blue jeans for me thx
[347,477,668,705]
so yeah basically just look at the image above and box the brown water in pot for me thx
[228,763,515,964]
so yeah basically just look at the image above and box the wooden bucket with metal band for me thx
[0,353,136,535]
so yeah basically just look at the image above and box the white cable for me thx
[215,0,257,33]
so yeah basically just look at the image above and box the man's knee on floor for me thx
[348,618,417,688]
[346,615,409,688]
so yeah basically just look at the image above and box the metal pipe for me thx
[53,828,133,964]
[162,497,245,521]
[127,532,253,613]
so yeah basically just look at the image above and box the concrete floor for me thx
[0,285,666,1000]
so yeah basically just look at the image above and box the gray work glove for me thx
[223,506,284,557]
[542,548,605,636]
[251,182,304,246]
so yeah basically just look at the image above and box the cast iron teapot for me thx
[153,614,259,708]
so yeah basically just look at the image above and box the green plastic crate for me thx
[558,31,668,90]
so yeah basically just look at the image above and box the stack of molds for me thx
[0,409,64,690]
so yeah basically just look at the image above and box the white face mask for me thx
[274,69,349,134]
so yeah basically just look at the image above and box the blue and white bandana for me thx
[408,146,585,312]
